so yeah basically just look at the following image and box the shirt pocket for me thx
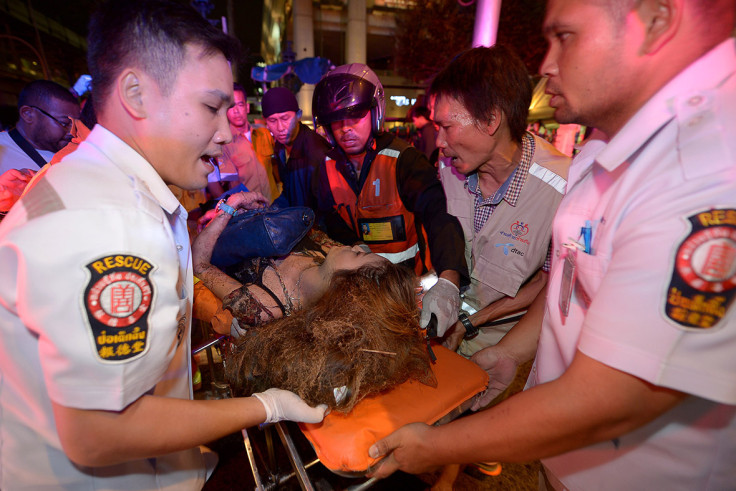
[573,250,609,308]
[472,254,527,298]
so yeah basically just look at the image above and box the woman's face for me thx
[323,245,387,273]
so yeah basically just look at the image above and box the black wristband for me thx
[458,312,478,339]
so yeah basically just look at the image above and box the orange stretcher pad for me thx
[299,345,489,473]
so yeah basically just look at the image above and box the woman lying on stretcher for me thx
[191,191,437,413]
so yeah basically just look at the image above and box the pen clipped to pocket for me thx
[580,220,593,254]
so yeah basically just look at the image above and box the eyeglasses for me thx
[29,105,72,130]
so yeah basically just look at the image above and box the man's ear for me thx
[485,108,502,137]
[117,69,147,119]
[637,0,681,55]
[17,105,35,124]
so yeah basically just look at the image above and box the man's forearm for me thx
[471,270,547,327]
[320,210,360,245]
[53,395,267,467]
[411,180,468,284]
[494,282,547,364]
[419,352,687,466]
[438,269,461,288]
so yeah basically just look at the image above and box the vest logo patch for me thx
[83,255,154,362]
[510,220,530,237]
[499,220,531,245]
[665,210,736,330]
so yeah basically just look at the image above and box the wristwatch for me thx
[458,312,479,339]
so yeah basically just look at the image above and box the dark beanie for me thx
[261,87,300,118]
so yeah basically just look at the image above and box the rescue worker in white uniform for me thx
[367,1,736,489]
[431,46,569,358]
[0,2,325,489]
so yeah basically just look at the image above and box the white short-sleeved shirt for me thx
[531,39,736,490]
[0,130,54,174]
[0,125,204,489]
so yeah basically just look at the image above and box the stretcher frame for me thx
[192,321,487,490]
[240,397,479,491]
[238,346,487,490]
[193,326,323,489]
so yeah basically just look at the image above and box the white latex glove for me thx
[420,277,460,337]
[253,388,328,424]
[72,74,92,97]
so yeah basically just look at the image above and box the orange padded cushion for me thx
[299,344,489,472]
[192,281,221,322]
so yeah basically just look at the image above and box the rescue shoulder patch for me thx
[665,209,736,330]
[82,254,155,362]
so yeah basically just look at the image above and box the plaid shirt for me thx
[466,133,552,272]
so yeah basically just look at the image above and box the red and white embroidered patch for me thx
[83,255,155,362]
[665,210,736,329]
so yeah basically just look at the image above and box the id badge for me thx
[358,215,406,244]
[559,245,578,317]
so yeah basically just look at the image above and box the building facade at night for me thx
[260,0,424,123]
[0,0,89,124]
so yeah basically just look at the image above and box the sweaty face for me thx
[433,95,494,176]
[540,0,638,135]
[227,90,248,130]
[144,44,234,190]
[323,245,388,273]
[28,98,81,152]
[265,111,298,145]
[330,112,372,155]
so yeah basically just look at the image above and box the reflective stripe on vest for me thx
[376,243,420,264]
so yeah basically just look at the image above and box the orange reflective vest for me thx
[325,141,427,272]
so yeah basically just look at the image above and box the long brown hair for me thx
[226,261,437,412]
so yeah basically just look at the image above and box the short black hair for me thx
[410,105,431,120]
[17,80,78,111]
[80,99,97,129]
[87,0,241,111]
[233,82,246,97]
[429,45,531,143]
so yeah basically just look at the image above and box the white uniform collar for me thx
[85,125,183,216]
[598,38,736,172]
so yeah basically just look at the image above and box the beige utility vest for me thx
[441,136,569,311]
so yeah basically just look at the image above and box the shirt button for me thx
[688,95,703,106]
[176,245,183,251]
[555,249,560,257]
